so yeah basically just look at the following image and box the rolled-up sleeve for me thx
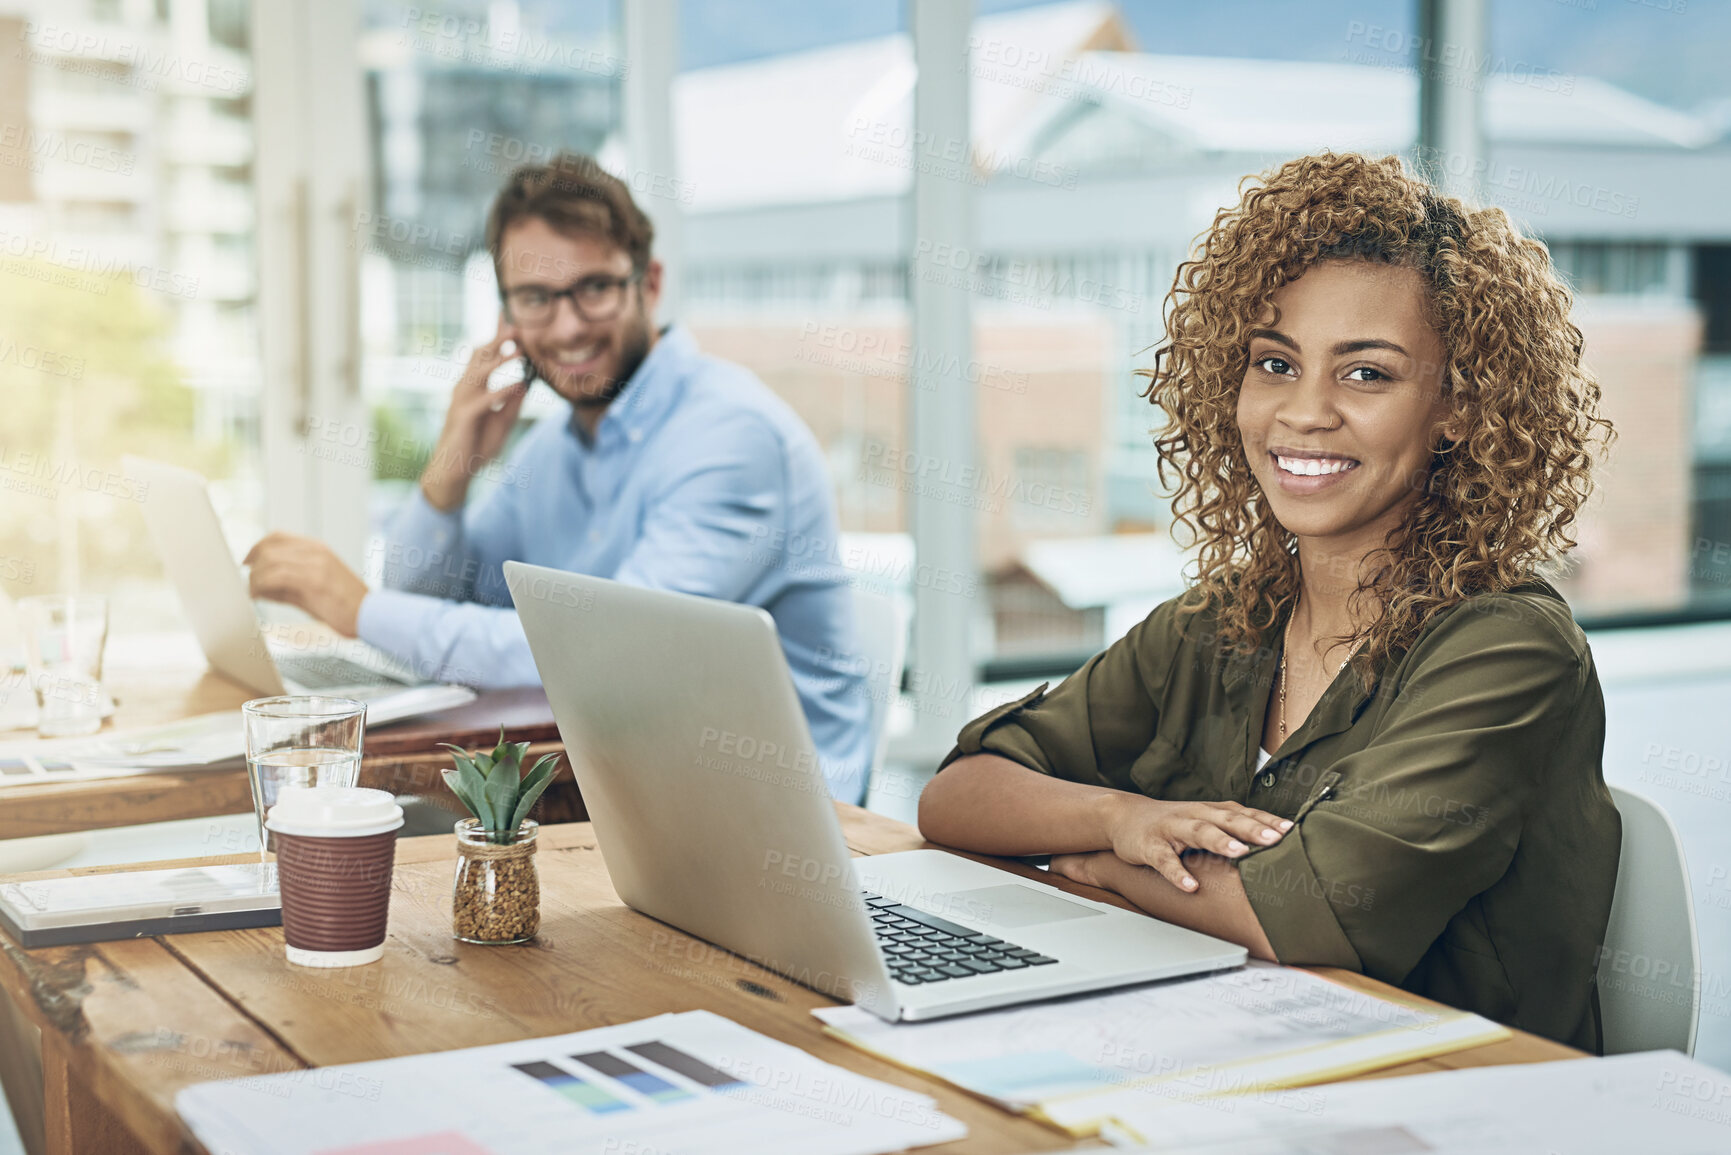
[1238,601,1585,983]
[938,600,1176,783]
[941,683,1053,772]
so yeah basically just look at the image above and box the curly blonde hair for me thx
[1142,152,1613,683]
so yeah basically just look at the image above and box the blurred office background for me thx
[0,3,1728,1131]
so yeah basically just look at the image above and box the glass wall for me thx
[12,0,1730,735]
[0,0,261,632]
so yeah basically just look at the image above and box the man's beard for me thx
[570,315,652,409]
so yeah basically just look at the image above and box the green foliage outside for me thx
[371,401,434,481]
[0,258,230,601]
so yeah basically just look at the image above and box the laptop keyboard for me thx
[276,654,406,690]
[862,891,1058,985]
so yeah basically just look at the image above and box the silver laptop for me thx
[506,560,1246,1022]
[124,456,452,702]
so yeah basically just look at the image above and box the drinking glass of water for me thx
[18,595,109,738]
[242,697,366,863]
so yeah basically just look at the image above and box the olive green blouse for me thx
[941,579,1619,1053]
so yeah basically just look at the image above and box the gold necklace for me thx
[1278,600,1361,742]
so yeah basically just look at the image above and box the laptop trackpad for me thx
[947,884,1106,929]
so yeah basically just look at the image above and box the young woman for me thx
[919,152,1620,1052]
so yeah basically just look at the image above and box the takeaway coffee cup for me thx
[265,787,404,968]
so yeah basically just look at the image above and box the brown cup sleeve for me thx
[275,830,399,954]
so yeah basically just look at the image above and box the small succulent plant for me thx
[440,728,563,845]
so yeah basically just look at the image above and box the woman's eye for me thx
[1345,366,1388,383]
[1254,356,1295,377]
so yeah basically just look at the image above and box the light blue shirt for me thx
[358,324,874,803]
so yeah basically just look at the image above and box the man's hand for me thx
[421,316,531,513]
[244,533,369,637]
[1099,794,1293,892]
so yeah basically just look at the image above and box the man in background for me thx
[245,153,873,803]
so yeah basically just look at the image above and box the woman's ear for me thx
[1433,413,1465,454]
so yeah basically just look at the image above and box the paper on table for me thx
[175,1009,967,1155]
[814,961,1507,1137]
[1079,1049,1731,1152]
[39,710,246,765]
[0,684,477,786]
[0,711,245,786]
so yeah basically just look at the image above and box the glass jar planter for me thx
[452,819,539,944]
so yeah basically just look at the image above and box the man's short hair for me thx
[485,152,654,278]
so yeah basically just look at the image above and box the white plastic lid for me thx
[265,787,404,838]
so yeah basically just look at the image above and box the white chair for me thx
[848,588,909,798]
[1597,785,1700,1055]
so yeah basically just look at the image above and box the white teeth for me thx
[556,347,599,364]
[1276,455,1355,476]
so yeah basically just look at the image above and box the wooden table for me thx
[0,805,1582,1155]
[0,667,573,840]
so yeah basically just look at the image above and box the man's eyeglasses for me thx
[502,272,643,326]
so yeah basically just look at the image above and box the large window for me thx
[12,0,1729,683]
[0,0,261,632]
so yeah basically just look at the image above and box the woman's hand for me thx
[1098,794,1293,893]
[1049,850,1112,889]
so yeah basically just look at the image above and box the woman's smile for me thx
[1269,447,1361,493]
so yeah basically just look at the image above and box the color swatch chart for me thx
[511,1039,742,1113]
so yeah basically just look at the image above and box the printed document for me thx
[176,1009,966,1155]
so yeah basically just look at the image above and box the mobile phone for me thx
[484,343,534,407]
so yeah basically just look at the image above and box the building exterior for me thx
[0,0,256,439]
